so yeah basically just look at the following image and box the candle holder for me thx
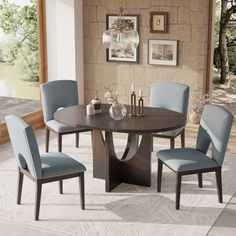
[129,91,137,116]
[137,96,145,117]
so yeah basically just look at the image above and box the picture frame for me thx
[149,12,168,33]
[148,39,178,66]
[106,14,139,63]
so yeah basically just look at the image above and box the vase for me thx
[189,111,201,124]
[109,103,127,120]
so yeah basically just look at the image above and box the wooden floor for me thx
[0,96,40,123]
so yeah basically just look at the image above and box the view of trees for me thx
[214,0,236,84]
[0,0,38,81]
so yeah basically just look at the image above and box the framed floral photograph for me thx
[148,39,178,66]
[149,12,168,33]
[106,14,139,63]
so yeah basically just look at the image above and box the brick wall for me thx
[83,0,210,105]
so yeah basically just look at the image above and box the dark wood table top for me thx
[54,104,187,133]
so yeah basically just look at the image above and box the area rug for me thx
[0,133,236,236]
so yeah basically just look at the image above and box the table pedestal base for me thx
[91,130,152,192]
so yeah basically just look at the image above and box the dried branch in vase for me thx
[190,94,211,113]
[104,86,119,105]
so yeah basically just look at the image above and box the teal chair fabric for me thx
[157,104,234,209]
[150,82,189,115]
[5,114,42,179]
[196,104,233,166]
[150,82,189,148]
[5,115,86,220]
[158,148,218,172]
[40,80,89,152]
[41,80,79,123]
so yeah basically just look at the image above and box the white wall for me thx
[46,0,76,81]
[46,0,84,103]
[74,0,84,104]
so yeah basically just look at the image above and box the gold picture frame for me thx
[149,12,168,33]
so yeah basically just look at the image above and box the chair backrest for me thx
[196,104,234,166]
[40,80,79,122]
[5,115,42,179]
[150,82,189,115]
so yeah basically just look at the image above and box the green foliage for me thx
[0,0,38,81]
[214,0,236,74]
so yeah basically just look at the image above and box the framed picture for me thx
[148,39,178,66]
[149,12,168,33]
[106,14,139,63]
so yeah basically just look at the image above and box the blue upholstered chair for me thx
[5,115,86,220]
[150,82,189,148]
[157,104,233,209]
[40,80,90,153]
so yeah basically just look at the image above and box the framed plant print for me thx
[106,14,139,63]
[148,39,178,66]
[149,12,168,33]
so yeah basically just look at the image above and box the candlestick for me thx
[130,91,137,116]
[138,96,145,117]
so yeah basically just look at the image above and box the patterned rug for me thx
[0,133,236,236]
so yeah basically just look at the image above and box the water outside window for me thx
[0,0,40,122]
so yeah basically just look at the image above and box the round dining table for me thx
[54,104,186,192]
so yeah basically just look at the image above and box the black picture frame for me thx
[149,12,168,33]
[106,14,140,63]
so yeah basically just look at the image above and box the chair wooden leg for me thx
[157,159,163,192]
[46,128,50,153]
[198,173,203,188]
[215,167,223,203]
[79,172,85,210]
[35,181,42,221]
[170,138,175,149]
[76,133,79,148]
[17,169,24,205]
[180,129,185,148]
[58,134,62,152]
[59,180,63,194]
[58,134,63,194]
[150,135,154,152]
[176,173,182,210]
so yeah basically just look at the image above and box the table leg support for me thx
[92,130,152,192]
[91,130,106,180]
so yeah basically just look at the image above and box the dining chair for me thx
[150,82,189,149]
[40,80,90,153]
[157,104,233,209]
[5,115,86,220]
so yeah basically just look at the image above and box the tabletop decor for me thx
[91,97,102,114]
[149,12,168,33]
[130,84,137,116]
[104,86,127,120]
[137,89,145,116]
[148,39,178,66]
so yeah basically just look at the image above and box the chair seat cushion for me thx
[46,119,87,133]
[41,153,86,179]
[157,148,218,172]
[153,126,184,138]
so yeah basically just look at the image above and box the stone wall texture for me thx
[83,0,210,106]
